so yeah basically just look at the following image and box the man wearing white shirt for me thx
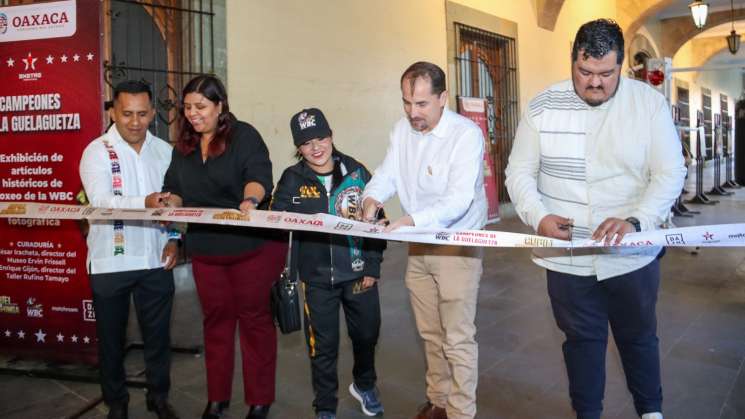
[505,20,685,419]
[79,81,179,419]
[363,61,487,419]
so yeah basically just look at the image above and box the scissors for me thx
[364,205,389,226]
[559,222,574,264]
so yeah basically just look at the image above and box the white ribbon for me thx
[1,202,743,248]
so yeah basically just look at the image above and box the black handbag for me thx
[271,232,301,334]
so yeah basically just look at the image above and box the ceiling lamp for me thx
[726,31,740,54]
[727,0,740,54]
[689,1,709,29]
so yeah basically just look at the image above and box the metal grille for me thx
[454,23,519,202]
[105,0,216,142]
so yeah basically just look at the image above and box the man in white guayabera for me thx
[79,80,180,419]
[505,19,686,419]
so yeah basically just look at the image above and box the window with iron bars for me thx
[454,22,519,203]
[104,0,223,143]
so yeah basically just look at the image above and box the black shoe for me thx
[146,397,180,419]
[202,401,230,419]
[246,404,271,419]
[107,402,128,419]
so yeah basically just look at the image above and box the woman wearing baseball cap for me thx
[271,108,387,419]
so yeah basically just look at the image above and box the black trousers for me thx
[547,259,662,419]
[302,278,381,414]
[89,268,175,406]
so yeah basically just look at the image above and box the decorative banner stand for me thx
[708,114,733,197]
[0,0,101,365]
[686,124,719,205]
[722,115,741,189]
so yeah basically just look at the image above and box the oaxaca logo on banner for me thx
[0,0,76,43]
[0,0,101,364]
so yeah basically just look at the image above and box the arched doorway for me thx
[454,23,519,203]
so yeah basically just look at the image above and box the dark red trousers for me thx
[191,240,286,405]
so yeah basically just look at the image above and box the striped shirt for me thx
[505,77,686,280]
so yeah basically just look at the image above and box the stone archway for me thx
[619,1,745,69]
[684,37,741,70]
[628,32,659,78]
[660,11,745,58]
[630,32,660,57]
[534,0,565,31]
[617,0,676,43]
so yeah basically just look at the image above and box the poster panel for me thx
[0,0,102,363]
[457,96,500,222]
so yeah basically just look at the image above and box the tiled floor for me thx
[1,165,744,419]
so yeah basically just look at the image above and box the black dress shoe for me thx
[146,397,180,419]
[202,400,230,419]
[246,404,271,419]
[107,403,128,419]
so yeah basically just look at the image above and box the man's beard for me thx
[576,79,620,107]
[584,94,605,107]
[408,117,428,131]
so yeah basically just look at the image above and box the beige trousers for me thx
[405,243,483,419]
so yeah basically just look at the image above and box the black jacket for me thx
[271,151,386,287]
[163,117,278,256]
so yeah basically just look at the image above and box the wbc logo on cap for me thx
[298,112,316,130]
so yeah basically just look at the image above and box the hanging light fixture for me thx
[726,0,741,54]
[689,0,709,29]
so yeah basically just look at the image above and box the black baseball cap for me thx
[290,108,332,146]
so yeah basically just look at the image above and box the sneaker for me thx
[316,411,336,419]
[348,383,384,416]
[641,413,663,419]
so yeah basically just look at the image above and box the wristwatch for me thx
[625,217,641,232]
[242,196,261,207]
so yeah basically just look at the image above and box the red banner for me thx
[457,97,500,222]
[0,0,102,364]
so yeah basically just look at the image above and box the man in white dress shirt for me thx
[362,61,487,419]
[79,80,180,419]
[505,20,686,419]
